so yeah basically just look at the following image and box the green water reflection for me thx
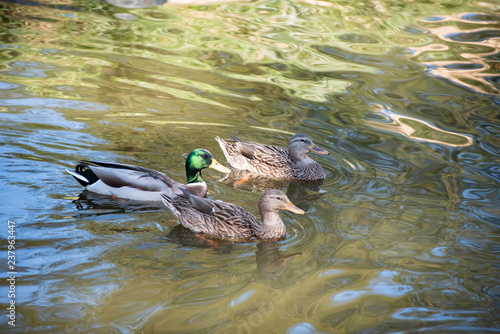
[0,0,499,333]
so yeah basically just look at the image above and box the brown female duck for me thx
[215,133,328,181]
[161,188,304,240]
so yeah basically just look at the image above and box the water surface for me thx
[0,0,499,333]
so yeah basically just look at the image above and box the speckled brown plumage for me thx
[215,133,328,181]
[161,189,304,241]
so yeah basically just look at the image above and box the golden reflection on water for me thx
[411,11,500,95]
[366,105,474,147]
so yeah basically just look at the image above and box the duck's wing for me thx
[228,136,291,168]
[81,161,179,192]
[201,202,256,240]
[227,135,257,160]
[179,188,251,219]
[179,187,215,214]
[164,189,257,239]
[245,143,291,168]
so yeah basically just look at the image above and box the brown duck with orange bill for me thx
[161,188,304,240]
[215,133,328,181]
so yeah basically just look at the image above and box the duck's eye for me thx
[300,139,306,142]
[201,154,207,158]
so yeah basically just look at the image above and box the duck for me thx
[161,188,304,240]
[66,149,231,201]
[215,133,329,181]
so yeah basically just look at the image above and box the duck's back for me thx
[167,195,258,240]
[216,136,293,178]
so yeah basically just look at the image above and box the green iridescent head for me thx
[185,149,231,184]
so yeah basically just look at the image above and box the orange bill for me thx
[309,144,329,155]
[284,201,305,214]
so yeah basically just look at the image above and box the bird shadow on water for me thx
[166,225,302,278]
[71,190,169,216]
[218,170,326,212]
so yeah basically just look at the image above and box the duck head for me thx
[186,149,230,184]
[259,189,305,215]
[288,133,329,162]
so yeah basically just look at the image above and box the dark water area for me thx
[0,0,499,332]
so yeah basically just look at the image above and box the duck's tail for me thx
[215,136,232,164]
[66,162,99,187]
[160,193,179,215]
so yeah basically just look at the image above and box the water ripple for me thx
[365,104,474,147]
[1,1,499,333]
[410,11,500,95]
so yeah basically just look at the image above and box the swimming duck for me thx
[67,149,230,201]
[215,133,329,181]
[161,188,304,240]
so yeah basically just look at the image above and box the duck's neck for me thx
[185,182,208,197]
[185,167,208,197]
[289,150,314,166]
[186,164,204,184]
[255,210,286,239]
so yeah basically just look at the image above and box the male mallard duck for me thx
[161,188,304,240]
[215,133,329,181]
[67,149,230,201]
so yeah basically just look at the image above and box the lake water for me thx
[0,0,499,333]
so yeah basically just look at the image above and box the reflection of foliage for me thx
[1,0,497,105]
[1,0,498,168]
